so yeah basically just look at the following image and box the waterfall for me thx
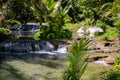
[0,40,57,53]
[0,40,67,60]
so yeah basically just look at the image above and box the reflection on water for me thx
[0,55,66,80]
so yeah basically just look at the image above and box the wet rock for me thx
[105,59,114,65]
[87,55,108,62]
[104,42,110,47]
[103,48,120,53]
[49,40,59,50]
[95,50,104,53]
[87,58,95,62]
[94,47,101,50]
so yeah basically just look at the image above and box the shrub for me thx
[95,20,107,31]
[98,55,120,80]
[113,55,120,69]
[101,28,118,40]
[114,18,120,39]
[33,29,72,40]
[0,28,12,40]
[57,29,72,39]
[98,69,120,80]
[33,30,56,40]
[94,32,103,36]
[63,39,90,80]
[79,18,94,26]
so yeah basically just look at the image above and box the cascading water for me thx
[77,26,103,37]
[0,39,67,60]
[0,40,55,53]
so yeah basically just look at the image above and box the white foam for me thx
[93,60,109,66]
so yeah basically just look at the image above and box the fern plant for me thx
[63,39,90,80]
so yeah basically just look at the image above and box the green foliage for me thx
[0,20,6,28]
[33,30,41,40]
[6,19,21,25]
[94,32,103,36]
[106,69,120,80]
[113,55,120,67]
[32,0,71,39]
[83,18,94,25]
[114,18,120,27]
[33,29,72,40]
[77,18,94,26]
[101,28,118,40]
[114,0,120,13]
[57,29,72,39]
[5,0,36,23]
[95,20,107,31]
[114,18,120,36]
[0,28,11,40]
[1,0,119,40]
[61,0,115,23]
[95,20,106,27]
[98,69,120,80]
[63,39,90,80]
[65,0,83,22]
[98,55,120,80]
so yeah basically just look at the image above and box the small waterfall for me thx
[0,40,67,60]
[0,40,56,53]
[77,26,103,37]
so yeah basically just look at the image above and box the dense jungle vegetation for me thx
[0,0,120,80]
[0,0,120,40]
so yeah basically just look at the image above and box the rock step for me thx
[87,54,108,62]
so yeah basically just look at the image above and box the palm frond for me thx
[63,38,90,80]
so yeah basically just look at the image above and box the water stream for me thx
[0,39,67,60]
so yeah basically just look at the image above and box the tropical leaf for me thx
[6,19,21,24]
[63,39,90,80]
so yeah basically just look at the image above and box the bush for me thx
[95,20,107,31]
[79,18,94,26]
[114,18,120,39]
[33,29,72,40]
[98,55,120,80]
[57,29,72,39]
[101,28,118,40]
[33,30,56,40]
[114,55,120,67]
[0,28,12,40]
[94,32,103,36]
[98,69,120,80]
